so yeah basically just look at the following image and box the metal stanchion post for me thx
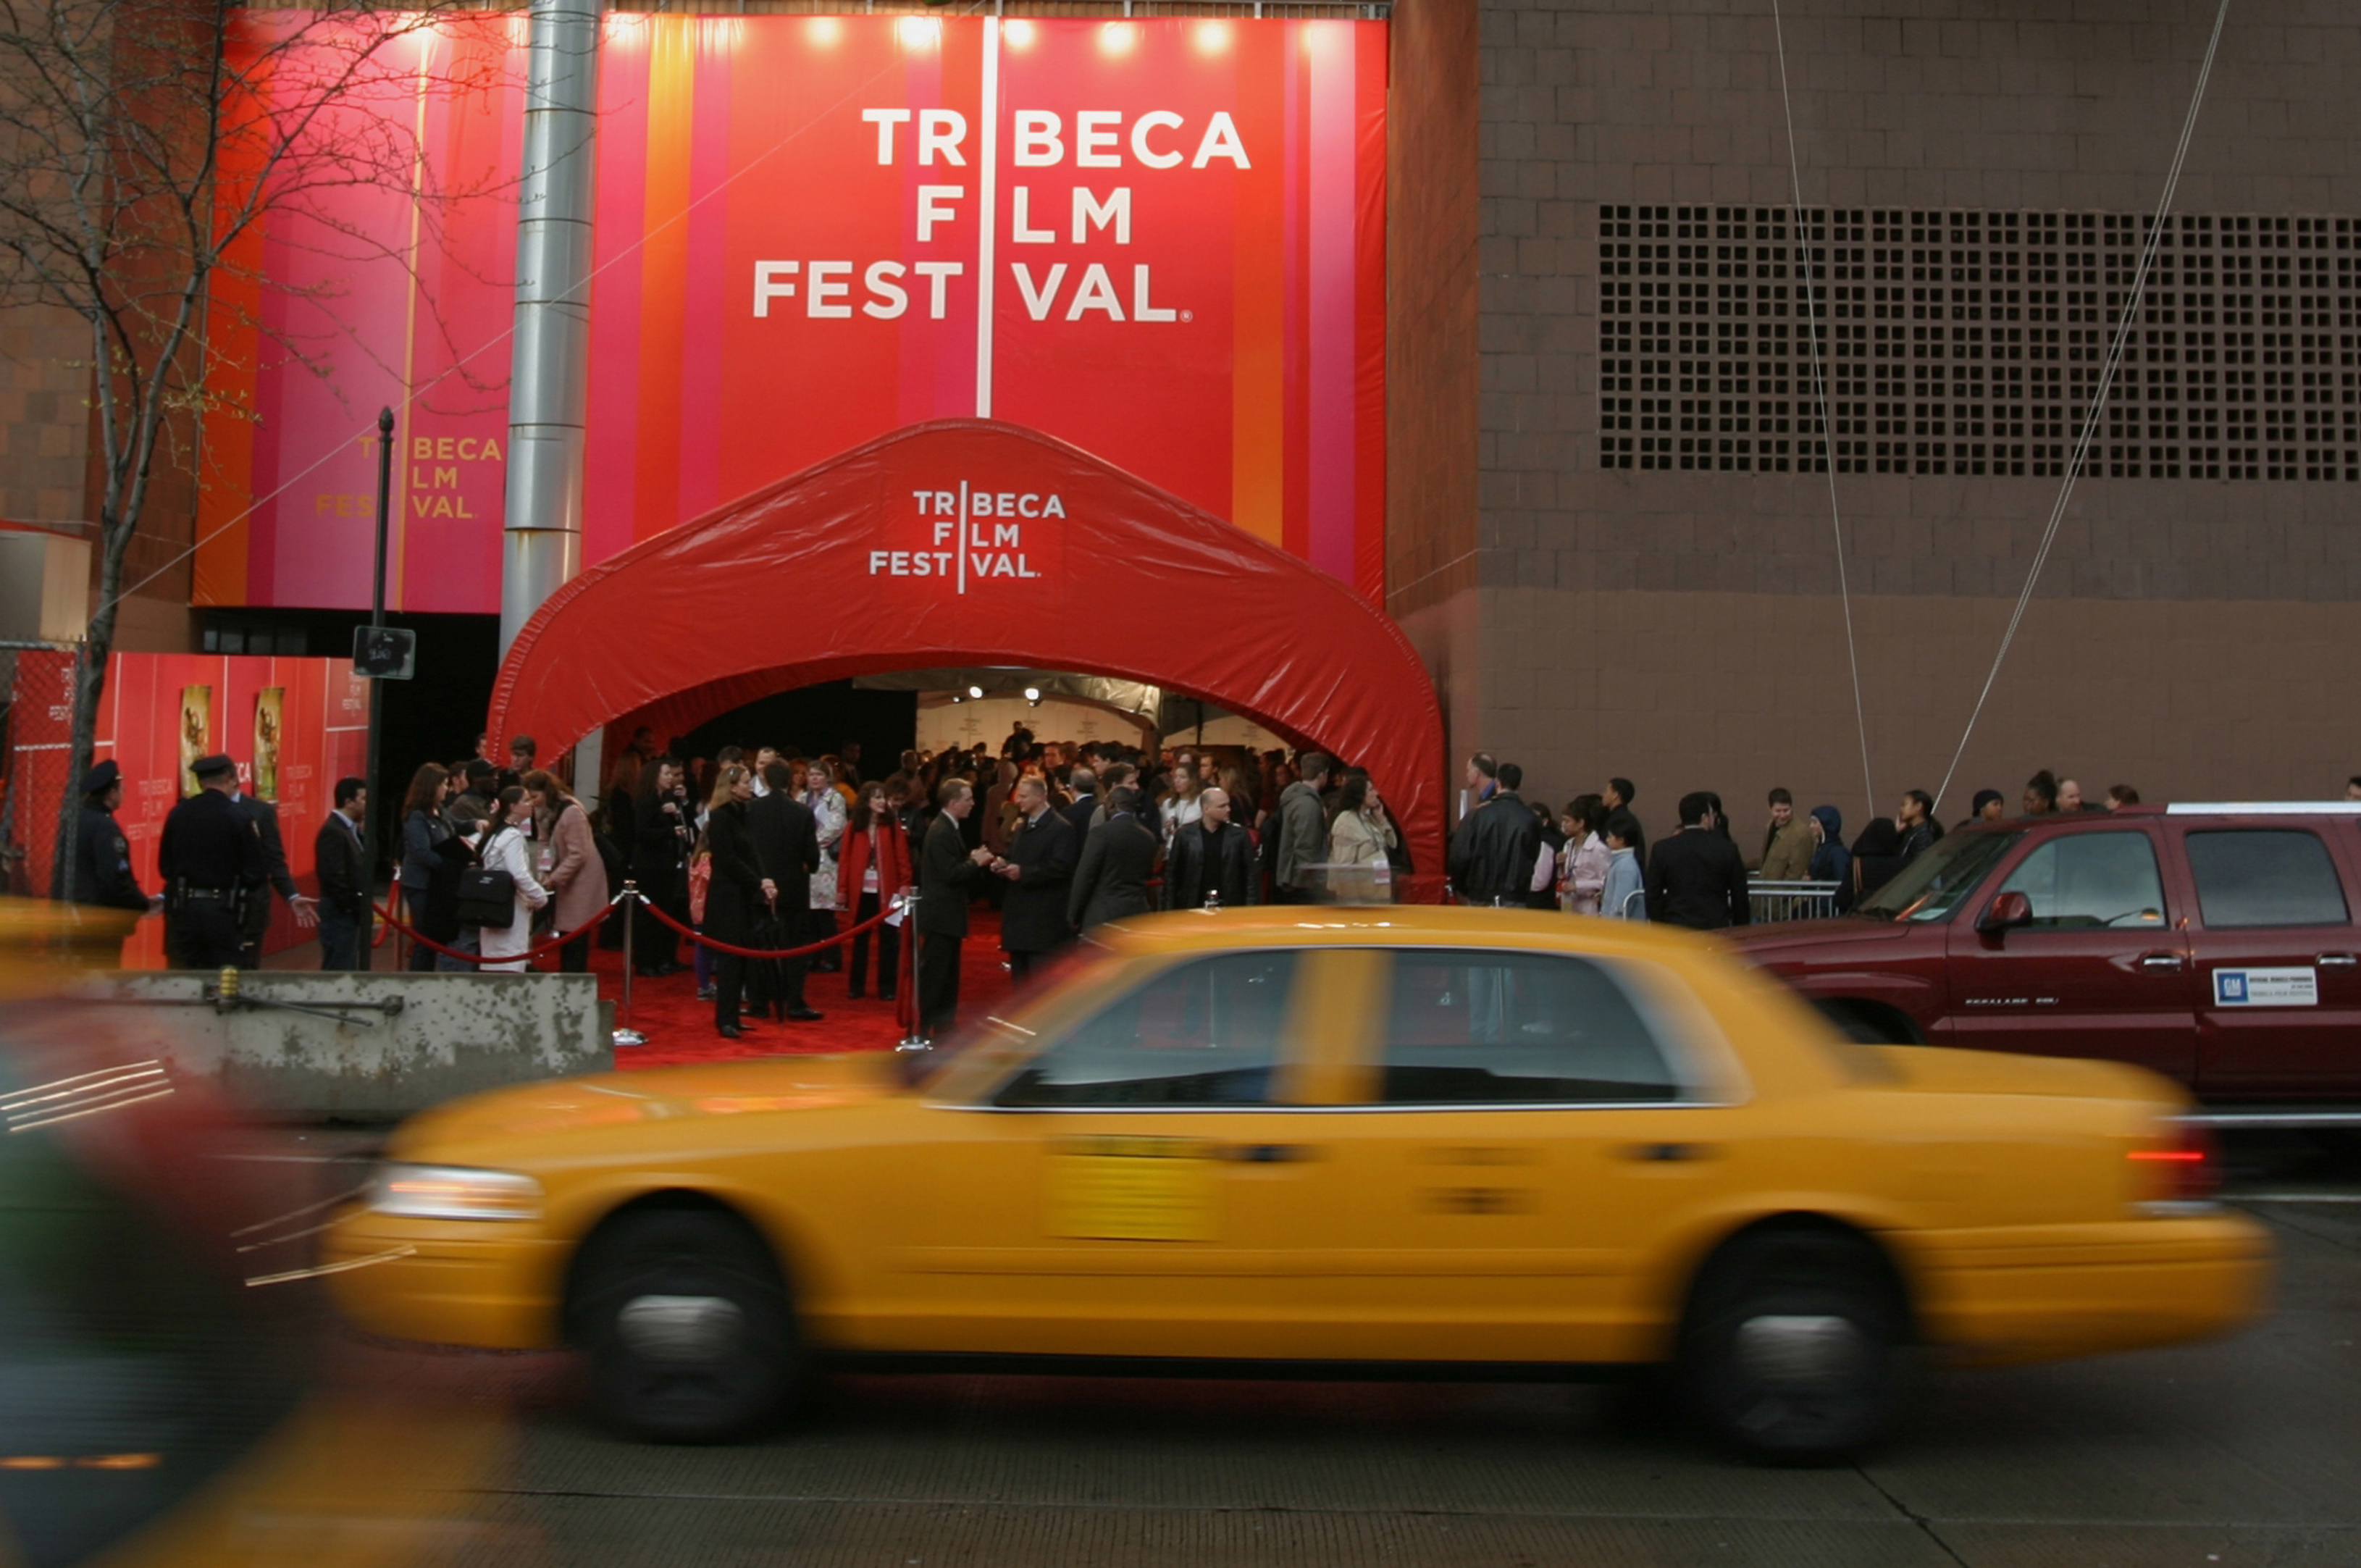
[894,887,926,1052]
[613,882,646,1049]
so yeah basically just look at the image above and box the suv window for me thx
[994,951,1299,1107]
[1997,831,2167,929]
[1380,949,1679,1104]
[2185,830,2352,928]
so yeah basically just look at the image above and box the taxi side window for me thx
[994,951,1300,1108]
[1378,950,1679,1104]
[1997,832,2166,929]
[2185,830,2351,928]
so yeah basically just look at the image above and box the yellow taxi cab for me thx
[323,907,2270,1461]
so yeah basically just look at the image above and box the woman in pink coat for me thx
[527,769,610,973]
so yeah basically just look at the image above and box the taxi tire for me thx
[571,1207,801,1444]
[1678,1227,1903,1465]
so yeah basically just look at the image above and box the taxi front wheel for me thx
[1678,1227,1905,1464]
[569,1207,802,1443]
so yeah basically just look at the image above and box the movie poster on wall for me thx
[193,14,1386,613]
[253,687,285,799]
[177,686,211,796]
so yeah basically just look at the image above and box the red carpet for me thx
[587,907,1017,1069]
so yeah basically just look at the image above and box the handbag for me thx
[456,863,517,926]
[688,850,712,923]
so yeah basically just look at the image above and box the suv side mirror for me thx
[1978,889,2034,936]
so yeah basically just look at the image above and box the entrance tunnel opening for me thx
[488,420,1448,877]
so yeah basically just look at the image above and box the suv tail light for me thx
[2129,1121,2220,1204]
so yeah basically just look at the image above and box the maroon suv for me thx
[1729,805,2361,1102]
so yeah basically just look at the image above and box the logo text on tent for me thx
[868,482,1063,591]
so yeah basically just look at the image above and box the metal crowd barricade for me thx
[1748,879,1843,923]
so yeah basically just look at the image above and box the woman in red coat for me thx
[838,779,913,1001]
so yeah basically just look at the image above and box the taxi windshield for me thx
[915,940,1133,1097]
[1855,829,2024,922]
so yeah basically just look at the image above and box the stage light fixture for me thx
[1023,687,1041,702]
[968,684,985,699]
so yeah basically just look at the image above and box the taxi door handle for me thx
[1223,1143,1317,1164]
[2137,951,2184,971]
[2316,953,2358,968]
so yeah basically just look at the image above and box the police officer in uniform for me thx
[159,753,267,970]
[68,760,154,916]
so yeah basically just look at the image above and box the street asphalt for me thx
[285,1134,2361,1568]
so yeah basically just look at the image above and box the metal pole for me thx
[361,407,393,964]
[613,881,645,1048]
[500,0,603,655]
[896,889,926,1051]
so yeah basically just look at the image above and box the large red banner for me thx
[196,14,1387,612]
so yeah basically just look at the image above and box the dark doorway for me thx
[674,681,916,781]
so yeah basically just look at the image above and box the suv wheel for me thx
[570,1207,800,1443]
[1679,1228,1904,1464]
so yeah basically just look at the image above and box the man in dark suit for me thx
[1163,787,1259,910]
[313,775,372,970]
[1645,791,1753,931]
[1070,786,1162,931]
[233,771,314,968]
[916,778,995,1038]
[747,759,823,1020]
[991,776,1078,982]
[1060,766,1099,839]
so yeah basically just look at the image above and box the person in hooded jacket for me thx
[1808,805,1853,911]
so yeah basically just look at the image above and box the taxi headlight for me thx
[370,1163,542,1221]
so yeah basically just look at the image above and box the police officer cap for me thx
[189,752,238,781]
[81,758,122,796]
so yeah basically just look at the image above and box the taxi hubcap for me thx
[618,1294,745,1362]
[1734,1313,1863,1385]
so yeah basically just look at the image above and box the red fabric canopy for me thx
[488,419,1446,868]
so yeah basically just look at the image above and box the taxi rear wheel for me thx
[1678,1227,1904,1464]
[569,1207,801,1443]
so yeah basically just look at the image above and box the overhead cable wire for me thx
[1932,0,2233,812]
[1769,0,1874,817]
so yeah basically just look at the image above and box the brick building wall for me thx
[1393,0,2361,845]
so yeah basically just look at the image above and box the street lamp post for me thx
[362,406,394,953]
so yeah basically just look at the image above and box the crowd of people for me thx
[570,726,1418,1040]
[1442,757,2176,933]
[75,711,2361,1038]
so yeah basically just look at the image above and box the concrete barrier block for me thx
[76,971,613,1123]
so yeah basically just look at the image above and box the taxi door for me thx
[1272,945,1742,1367]
[881,947,1352,1360]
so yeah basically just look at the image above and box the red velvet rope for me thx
[372,894,616,965]
[638,892,902,959]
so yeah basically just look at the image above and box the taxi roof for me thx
[1090,903,1724,964]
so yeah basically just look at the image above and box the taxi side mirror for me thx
[1978,889,2034,937]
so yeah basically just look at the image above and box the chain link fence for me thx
[1,646,80,900]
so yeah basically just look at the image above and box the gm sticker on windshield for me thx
[2213,968,2319,1007]
[1049,1136,1218,1242]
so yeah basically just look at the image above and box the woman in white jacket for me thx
[477,787,551,973]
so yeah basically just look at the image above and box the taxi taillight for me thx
[2129,1123,2220,1202]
